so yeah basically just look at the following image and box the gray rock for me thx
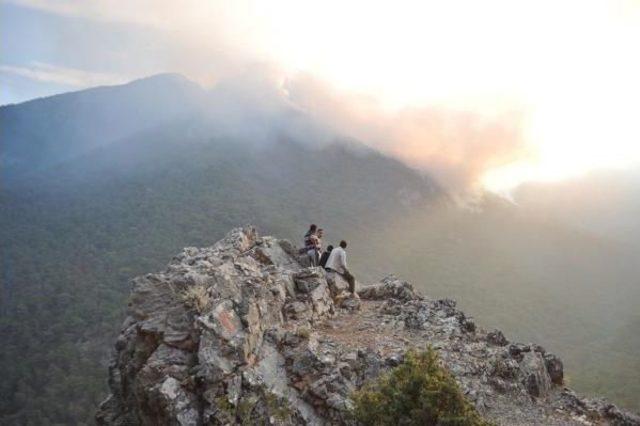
[97,226,640,426]
[520,351,551,398]
[337,295,361,312]
[325,271,349,297]
[486,329,508,346]
[544,353,564,385]
[294,268,325,293]
[509,343,531,361]
[358,275,419,301]
[491,357,520,380]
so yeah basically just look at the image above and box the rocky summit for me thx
[97,226,640,425]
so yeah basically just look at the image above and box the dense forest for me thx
[0,130,439,424]
[1,76,638,424]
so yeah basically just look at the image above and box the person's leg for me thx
[307,249,317,266]
[343,269,356,294]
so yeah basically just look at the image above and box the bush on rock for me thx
[351,347,493,426]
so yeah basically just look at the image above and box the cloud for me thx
[0,62,128,88]
[5,0,167,26]
[12,0,634,192]
[284,73,529,192]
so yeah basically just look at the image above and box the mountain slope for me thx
[0,73,206,181]
[0,76,441,424]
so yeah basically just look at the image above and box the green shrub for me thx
[351,347,493,426]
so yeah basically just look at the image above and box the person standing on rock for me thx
[303,224,317,248]
[302,224,317,264]
[307,228,323,266]
[325,240,357,296]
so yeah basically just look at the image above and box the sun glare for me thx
[241,0,640,191]
[104,0,640,191]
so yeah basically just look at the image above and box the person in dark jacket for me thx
[319,245,333,268]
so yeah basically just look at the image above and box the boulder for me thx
[294,268,325,293]
[544,353,564,385]
[358,275,419,301]
[520,351,552,398]
[337,295,361,312]
[486,329,508,346]
[325,271,350,297]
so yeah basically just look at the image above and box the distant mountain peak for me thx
[123,72,202,90]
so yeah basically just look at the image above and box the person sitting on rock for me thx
[319,244,333,268]
[307,228,323,266]
[325,240,357,297]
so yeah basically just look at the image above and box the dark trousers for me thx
[326,267,356,293]
[341,269,356,293]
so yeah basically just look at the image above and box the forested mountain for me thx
[0,74,206,182]
[1,75,638,424]
[0,75,441,424]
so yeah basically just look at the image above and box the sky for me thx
[2,0,640,192]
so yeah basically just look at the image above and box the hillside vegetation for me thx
[1,75,638,423]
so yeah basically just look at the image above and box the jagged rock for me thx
[486,329,508,346]
[294,268,324,293]
[97,226,640,426]
[337,295,361,312]
[491,357,520,380]
[509,342,531,361]
[601,403,640,425]
[404,303,430,329]
[532,344,546,354]
[325,271,350,297]
[358,274,419,301]
[284,301,311,321]
[557,389,640,425]
[544,353,564,385]
[460,316,476,333]
[520,351,552,398]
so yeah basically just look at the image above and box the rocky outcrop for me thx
[97,226,640,425]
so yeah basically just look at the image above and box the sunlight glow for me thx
[251,0,640,191]
[10,0,640,191]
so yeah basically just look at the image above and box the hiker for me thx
[325,240,357,296]
[307,228,323,266]
[319,244,333,268]
[303,224,317,249]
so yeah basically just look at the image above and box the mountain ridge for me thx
[96,226,640,425]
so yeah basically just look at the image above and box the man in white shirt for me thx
[325,240,356,295]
